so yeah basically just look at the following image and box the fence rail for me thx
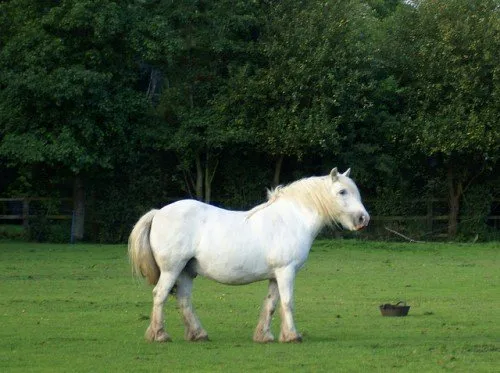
[1,197,499,232]
[0,198,72,228]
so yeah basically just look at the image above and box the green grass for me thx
[0,240,498,372]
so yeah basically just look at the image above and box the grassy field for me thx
[0,240,498,372]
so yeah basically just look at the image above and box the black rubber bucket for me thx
[379,301,410,317]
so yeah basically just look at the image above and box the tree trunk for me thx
[273,155,284,187]
[204,164,211,204]
[72,175,85,241]
[204,149,210,204]
[204,151,220,204]
[447,166,462,238]
[195,153,203,200]
[146,68,162,101]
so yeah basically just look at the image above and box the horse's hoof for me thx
[186,329,209,342]
[146,327,172,342]
[253,331,275,343]
[279,333,303,343]
[192,334,209,342]
[254,337,275,343]
[155,331,172,342]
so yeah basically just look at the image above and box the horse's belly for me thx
[193,256,271,285]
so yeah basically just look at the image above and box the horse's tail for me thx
[128,209,161,285]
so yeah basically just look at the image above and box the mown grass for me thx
[0,240,498,372]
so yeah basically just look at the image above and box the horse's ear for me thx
[343,168,351,177]
[330,168,339,181]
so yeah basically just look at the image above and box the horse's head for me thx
[329,168,370,231]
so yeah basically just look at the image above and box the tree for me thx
[147,0,263,202]
[385,0,500,236]
[218,0,381,186]
[0,0,151,239]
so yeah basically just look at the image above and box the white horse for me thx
[128,168,369,343]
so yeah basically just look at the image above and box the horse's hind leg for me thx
[253,278,279,343]
[145,271,179,342]
[176,272,209,342]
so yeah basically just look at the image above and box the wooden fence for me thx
[1,197,499,235]
[366,198,500,238]
[0,198,73,228]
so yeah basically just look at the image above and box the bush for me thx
[0,224,27,240]
[28,216,71,243]
[459,185,496,241]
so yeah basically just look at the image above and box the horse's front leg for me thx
[176,272,209,342]
[275,267,302,343]
[253,278,280,343]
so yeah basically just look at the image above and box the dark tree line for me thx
[1,0,498,242]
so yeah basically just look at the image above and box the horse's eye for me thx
[339,189,348,196]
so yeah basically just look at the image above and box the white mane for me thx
[246,175,340,225]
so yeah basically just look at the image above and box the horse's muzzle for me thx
[355,213,370,231]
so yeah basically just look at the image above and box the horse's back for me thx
[152,199,213,241]
[150,199,247,250]
[160,198,210,215]
[157,199,245,224]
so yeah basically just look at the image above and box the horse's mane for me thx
[246,176,339,224]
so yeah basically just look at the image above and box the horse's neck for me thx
[269,198,326,239]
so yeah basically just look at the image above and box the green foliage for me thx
[0,224,26,241]
[0,0,498,242]
[384,0,500,161]
[406,0,499,160]
[85,153,179,243]
[212,154,273,209]
[459,184,495,240]
[0,240,498,372]
[24,198,71,243]
[0,0,151,172]
[380,0,500,236]
[219,0,381,161]
[28,216,71,243]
